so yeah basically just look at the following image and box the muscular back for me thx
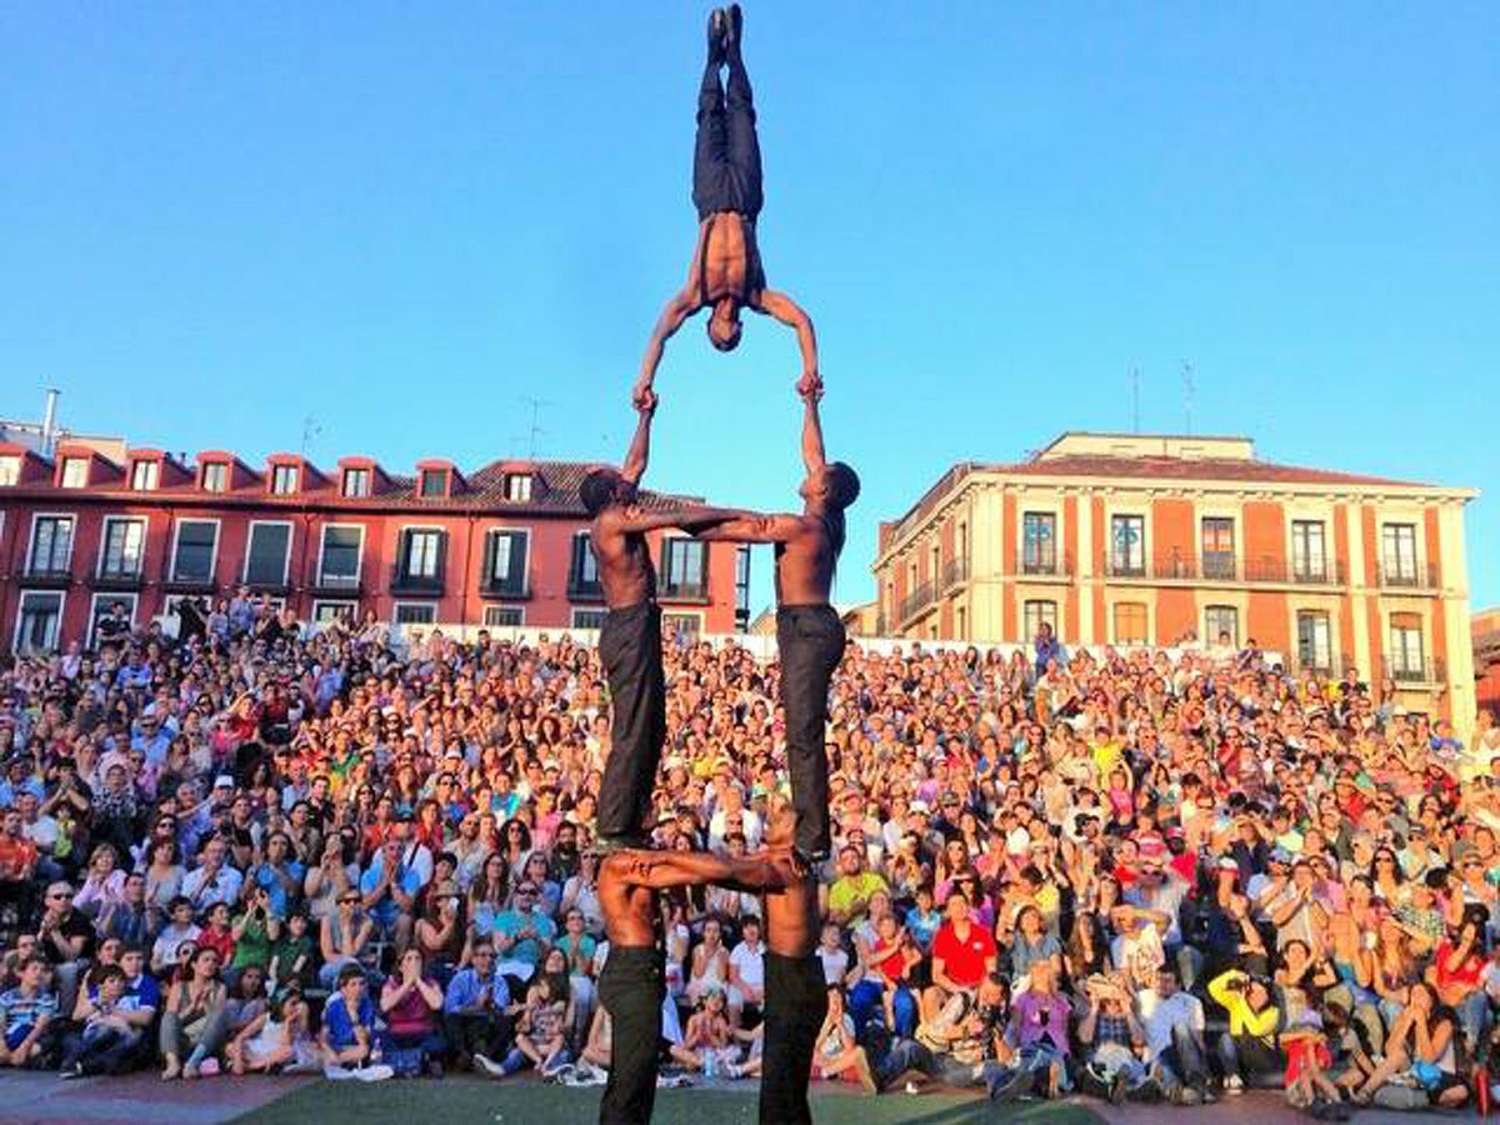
[590,515,657,610]
[763,870,819,959]
[773,517,837,607]
[599,856,659,948]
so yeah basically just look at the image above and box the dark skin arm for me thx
[609,850,795,896]
[754,290,819,395]
[620,390,659,485]
[603,503,746,537]
[799,386,827,475]
[690,511,808,545]
[634,292,699,405]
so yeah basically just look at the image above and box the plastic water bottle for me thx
[704,1050,717,1080]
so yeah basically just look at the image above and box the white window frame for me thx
[87,591,138,648]
[201,461,229,493]
[570,530,600,590]
[660,534,708,596]
[1022,598,1059,640]
[0,454,21,487]
[1205,604,1240,647]
[1388,614,1426,678]
[243,520,295,586]
[168,517,221,583]
[14,589,67,654]
[484,605,527,628]
[26,512,77,574]
[485,527,530,593]
[270,464,301,495]
[130,460,159,491]
[342,467,372,499]
[1380,522,1420,583]
[1290,518,1330,581]
[60,457,88,488]
[312,599,358,624]
[399,525,444,579]
[393,600,439,626]
[570,608,606,630]
[1296,610,1333,670]
[503,473,532,502]
[317,523,366,586]
[662,610,705,644]
[97,515,148,579]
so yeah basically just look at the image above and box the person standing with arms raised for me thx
[691,386,859,864]
[579,390,737,853]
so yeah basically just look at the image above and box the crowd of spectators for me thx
[2,593,1499,1118]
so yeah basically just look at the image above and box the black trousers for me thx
[598,945,665,1125]
[597,602,666,840]
[693,47,762,221]
[442,1011,509,1062]
[776,605,845,856]
[760,952,827,1125]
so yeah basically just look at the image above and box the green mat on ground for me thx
[232,1077,1107,1125]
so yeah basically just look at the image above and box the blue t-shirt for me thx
[358,861,422,926]
[324,991,375,1050]
[255,862,307,917]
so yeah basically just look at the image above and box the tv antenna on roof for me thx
[300,415,322,456]
[514,397,551,459]
[1129,366,1142,433]
[1181,362,1196,436]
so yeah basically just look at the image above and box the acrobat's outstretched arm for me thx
[799,386,827,477]
[634,291,699,406]
[756,289,819,396]
[606,850,793,894]
[620,390,657,485]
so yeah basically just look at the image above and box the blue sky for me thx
[3,2,1496,614]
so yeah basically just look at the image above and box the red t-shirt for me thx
[932,921,996,989]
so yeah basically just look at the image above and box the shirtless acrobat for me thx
[633,4,819,408]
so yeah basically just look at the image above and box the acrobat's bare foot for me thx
[707,8,726,67]
[726,4,743,57]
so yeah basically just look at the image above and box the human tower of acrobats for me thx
[577,6,860,1123]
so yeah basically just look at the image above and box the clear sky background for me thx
[3,2,1496,616]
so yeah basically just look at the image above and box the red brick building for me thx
[0,441,750,651]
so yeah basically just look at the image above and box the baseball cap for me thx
[214,775,235,790]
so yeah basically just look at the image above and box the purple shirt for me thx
[1010,990,1073,1056]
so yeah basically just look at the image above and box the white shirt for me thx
[182,863,243,908]
[730,939,765,993]
[1137,988,1204,1061]
[819,946,850,985]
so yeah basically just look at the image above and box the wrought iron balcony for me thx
[1375,562,1439,591]
[1383,656,1447,685]
[899,580,935,623]
[1018,553,1073,578]
[941,556,969,590]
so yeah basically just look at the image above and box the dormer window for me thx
[503,473,532,502]
[130,460,159,491]
[201,462,228,493]
[419,468,448,498]
[0,455,19,486]
[271,464,300,495]
[60,458,88,488]
[343,467,371,498]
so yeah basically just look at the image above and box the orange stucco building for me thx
[873,433,1478,729]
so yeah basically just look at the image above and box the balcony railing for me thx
[1018,553,1073,578]
[899,580,935,623]
[311,572,362,595]
[941,556,969,590]
[92,568,144,590]
[481,574,530,599]
[1375,562,1439,591]
[1384,656,1447,685]
[567,576,604,602]
[22,564,72,587]
[660,579,709,602]
[391,565,444,594]
[1104,554,1346,586]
